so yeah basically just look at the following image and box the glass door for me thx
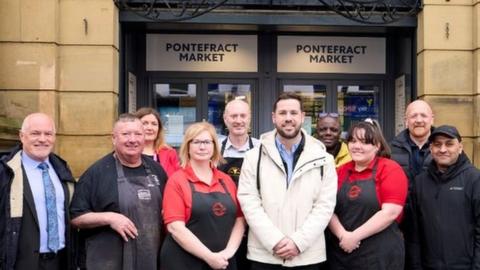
[152,79,256,146]
[153,81,199,147]
[205,80,255,136]
[280,80,383,138]
[280,80,332,136]
[334,81,383,134]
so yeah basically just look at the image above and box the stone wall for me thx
[0,0,119,177]
[417,0,479,167]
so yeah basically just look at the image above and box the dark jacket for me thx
[408,153,480,270]
[390,128,432,189]
[0,145,76,270]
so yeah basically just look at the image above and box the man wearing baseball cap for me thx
[407,125,480,269]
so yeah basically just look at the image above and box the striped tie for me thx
[38,162,60,252]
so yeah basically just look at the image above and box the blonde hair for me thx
[134,107,168,149]
[179,122,224,167]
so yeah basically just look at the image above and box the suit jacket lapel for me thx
[22,166,40,228]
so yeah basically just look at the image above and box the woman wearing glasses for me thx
[160,122,245,270]
[327,120,408,270]
[134,107,180,177]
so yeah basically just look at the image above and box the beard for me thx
[275,123,302,139]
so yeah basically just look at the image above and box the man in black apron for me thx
[70,113,168,270]
[218,99,259,269]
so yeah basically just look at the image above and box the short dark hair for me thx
[273,92,304,112]
[346,120,391,158]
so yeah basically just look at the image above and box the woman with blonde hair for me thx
[160,122,245,270]
[134,107,180,177]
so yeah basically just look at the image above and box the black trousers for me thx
[38,249,66,270]
[251,261,322,270]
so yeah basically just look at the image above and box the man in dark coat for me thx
[390,100,434,188]
[407,125,480,270]
[0,113,76,270]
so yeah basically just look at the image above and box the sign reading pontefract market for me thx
[146,34,257,72]
[277,36,385,74]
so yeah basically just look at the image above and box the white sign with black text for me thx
[146,34,258,72]
[277,36,386,74]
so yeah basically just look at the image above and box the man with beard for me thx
[70,114,167,270]
[238,92,337,269]
[316,113,351,167]
[407,125,480,269]
[390,100,434,268]
[391,100,435,188]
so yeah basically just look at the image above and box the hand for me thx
[339,231,361,253]
[106,212,138,242]
[218,249,234,260]
[205,252,229,270]
[273,237,300,260]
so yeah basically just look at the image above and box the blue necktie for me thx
[38,162,60,252]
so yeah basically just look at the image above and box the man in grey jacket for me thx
[238,92,337,269]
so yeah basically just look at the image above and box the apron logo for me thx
[348,185,362,200]
[137,189,152,201]
[227,167,241,176]
[212,202,227,217]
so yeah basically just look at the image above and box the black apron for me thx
[218,137,254,185]
[85,157,162,270]
[160,177,238,270]
[327,161,404,270]
[218,137,253,269]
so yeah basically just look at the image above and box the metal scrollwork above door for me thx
[316,0,422,24]
[115,0,421,24]
[114,0,229,22]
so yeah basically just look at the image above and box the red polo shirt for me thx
[163,165,242,225]
[337,157,408,222]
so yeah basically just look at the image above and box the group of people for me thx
[0,93,479,270]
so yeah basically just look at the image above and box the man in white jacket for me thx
[238,92,337,269]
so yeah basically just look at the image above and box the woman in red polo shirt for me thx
[160,122,245,270]
[327,120,408,270]
[135,107,180,177]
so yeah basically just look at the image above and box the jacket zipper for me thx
[293,157,326,175]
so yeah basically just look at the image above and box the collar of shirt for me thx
[406,132,429,151]
[225,136,251,153]
[274,135,300,155]
[346,157,378,175]
[184,164,223,186]
[21,150,51,170]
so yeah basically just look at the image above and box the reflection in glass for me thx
[207,84,252,136]
[155,83,197,147]
[283,84,327,136]
[337,84,379,134]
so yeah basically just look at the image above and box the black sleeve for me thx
[405,175,423,270]
[472,171,480,270]
[70,168,95,219]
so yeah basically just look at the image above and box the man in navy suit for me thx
[0,113,75,270]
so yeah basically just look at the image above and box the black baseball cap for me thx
[429,125,462,142]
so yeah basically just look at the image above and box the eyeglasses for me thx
[190,139,213,146]
[318,112,339,118]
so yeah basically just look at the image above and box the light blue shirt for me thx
[22,151,65,252]
[218,135,260,158]
[275,135,301,185]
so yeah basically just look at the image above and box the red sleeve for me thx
[377,159,408,206]
[162,171,191,224]
[157,147,181,177]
